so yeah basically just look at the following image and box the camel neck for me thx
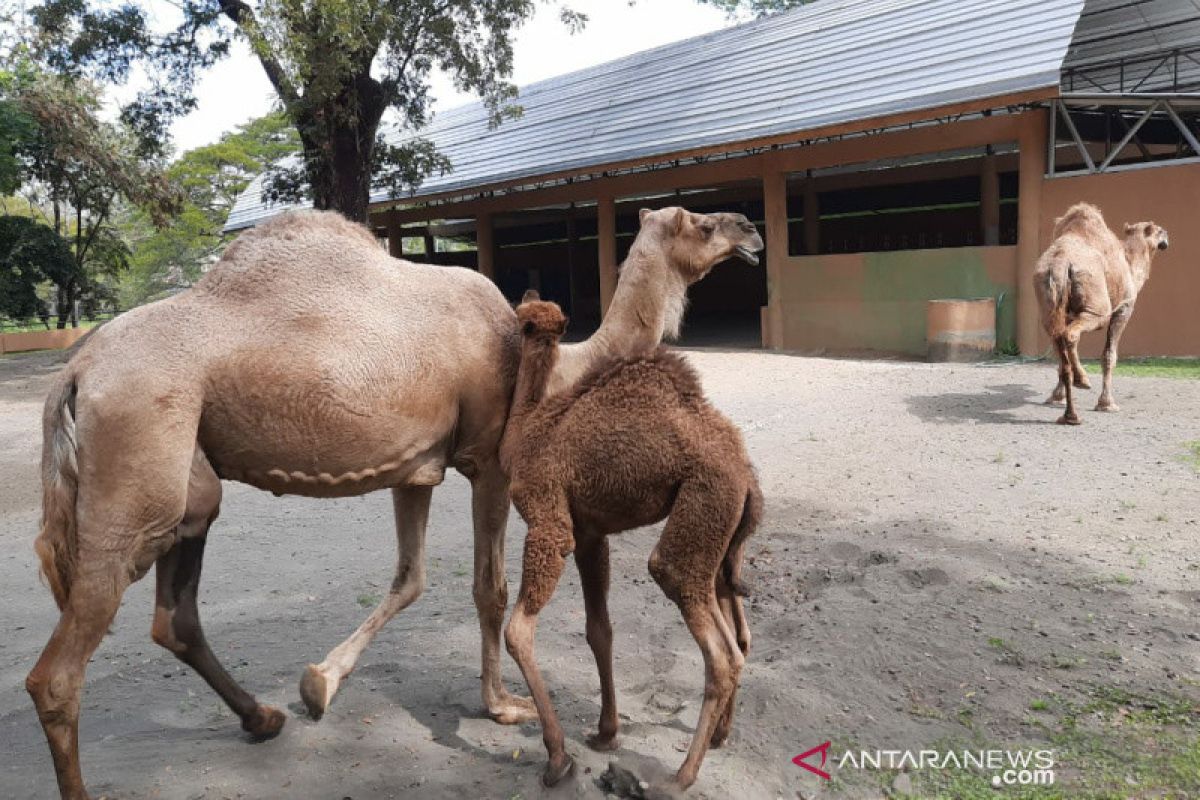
[1124,242,1154,292]
[510,338,558,421]
[591,239,685,358]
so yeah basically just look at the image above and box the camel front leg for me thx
[505,522,575,786]
[575,537,619,751]
[471,462,538,724]
[301,485,431,718]
[1053,336,1081,425]
[1097,305,1132,412]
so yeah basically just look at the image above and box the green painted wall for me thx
[779,246,1017,355]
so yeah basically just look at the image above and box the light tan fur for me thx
[501,297,762,791]
[1033,203,1169,425]
[28,206,762,800]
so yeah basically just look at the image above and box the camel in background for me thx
[27,206,762,800]
[500,295,761,791]
[1033,202,1168,425]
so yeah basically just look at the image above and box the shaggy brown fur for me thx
[500,295,762,791]
[1033,203,1169,425]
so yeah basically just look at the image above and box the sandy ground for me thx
[1,348,1198,800]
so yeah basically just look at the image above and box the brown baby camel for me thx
[27,206,762,800]
[500,293,762,792]
[1033,202,1168,425]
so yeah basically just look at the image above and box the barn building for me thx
[226,0,1200,357]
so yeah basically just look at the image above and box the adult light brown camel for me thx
[499,295,762,792]
[1033,202,1169,425]
[27,206,762,800]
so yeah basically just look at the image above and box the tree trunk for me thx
[302,75,386,224]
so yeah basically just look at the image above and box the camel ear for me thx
[1124,223,1137,236]
[671,207,686,235]
[521,288,540,303]
[639,208,652,224]
[522,320,535,336]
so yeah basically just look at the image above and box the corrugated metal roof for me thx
[1064,0,1200,92]
[224,0,1086,232]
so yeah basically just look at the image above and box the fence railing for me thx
[0,309,120,335]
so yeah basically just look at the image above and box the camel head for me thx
[516,290,568,341]
[637,206,765,283]
[1123,221,1170,255]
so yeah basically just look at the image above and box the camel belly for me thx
[197,359,458,498]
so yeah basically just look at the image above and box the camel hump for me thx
[1052,202,1108,240]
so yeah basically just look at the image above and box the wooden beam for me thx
[1016,110,1049,356]
[476,212,495,280]
[597,197,617,317]
[761,170,787,350]
[802,176,819,255]
[386,219,403,258]
[981,150,1001,246]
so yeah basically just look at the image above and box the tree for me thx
[694,0,813,16]
[117,111,300,306]
[0,215,80,324]
[31,1,582,223]
[11,68,180,325]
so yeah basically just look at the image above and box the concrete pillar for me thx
[762,169,788,349]
[1016,110,1049,355]
[386,219,404,259]
[803,176,820,255]
[597,196,617,318]
[423,231,436,262]
[476,212,495,280]
[981,150,1001,246]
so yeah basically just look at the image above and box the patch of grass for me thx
[1182,441,1200,473]
[1083,357,1200,379]
[988,636,1025,667]
[908,685,1200,799]
[1112,573,1133,586]
[356,593,380,608]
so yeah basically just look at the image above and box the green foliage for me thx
[694,0,814,18]
[117,112,299,307]
[29,0,580,219]
[0,215,79,321]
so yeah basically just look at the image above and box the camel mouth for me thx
[733,245,760,266]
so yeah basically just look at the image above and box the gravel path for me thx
[0,348,1197,799]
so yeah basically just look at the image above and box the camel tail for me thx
[723,478,763,597]
[35,376,79,611]
[1039,265,1070,338]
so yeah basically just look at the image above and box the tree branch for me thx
[216,0,301,109]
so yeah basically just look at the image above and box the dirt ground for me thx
[1,348,1198,800]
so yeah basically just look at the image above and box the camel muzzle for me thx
[734,245,761,266]
[1158,238,1169,251]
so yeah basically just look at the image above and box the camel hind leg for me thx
[27,554,130,800]
[152,446,284,737]
[1053,336,1081,425]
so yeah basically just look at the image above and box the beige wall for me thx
[1039,163,1200,357]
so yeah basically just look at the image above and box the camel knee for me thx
[26,664,76,727]
[389,561,426,608]
[504,613,534,662]
[648,550,683,602]
[585,616,612,651]
[472,575,507,621]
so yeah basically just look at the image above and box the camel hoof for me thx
[1045,396,1066,406]
[542,754,575,787]
[487,693,539,725]
[299,664,333,720]
[1074,379,1091,390]
[587,732,621,752]
[1095,402,1120,413]
[1056,414,1082,426]
[243,704,286,739]
[710,727,731,748]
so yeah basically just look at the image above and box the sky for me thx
[167,0,734,153]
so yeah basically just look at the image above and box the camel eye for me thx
[698,221,715,238]
[1144,224,1154,237]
